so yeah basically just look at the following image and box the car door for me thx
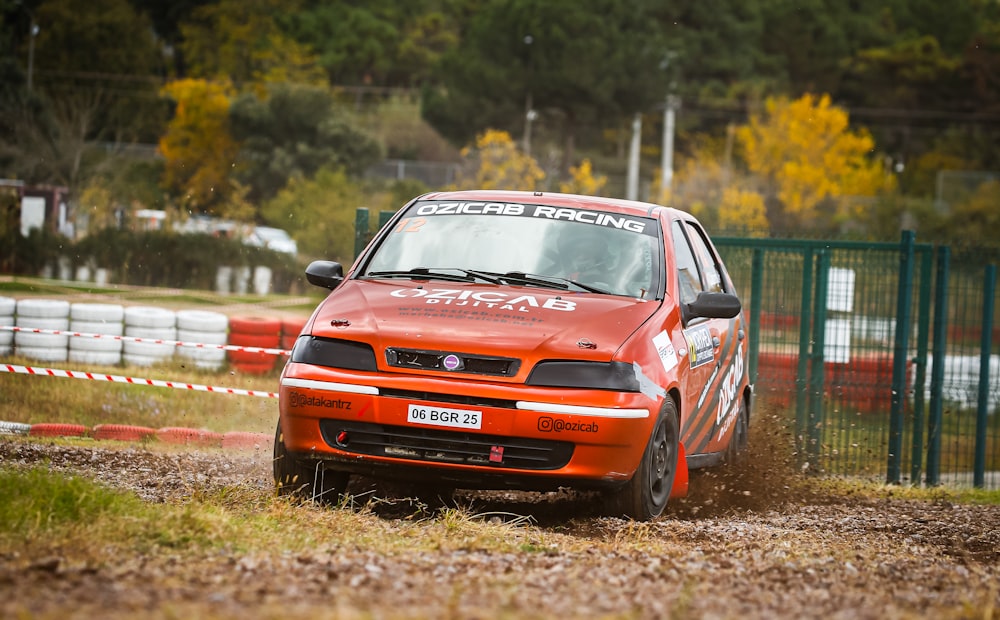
[670,219,745,457]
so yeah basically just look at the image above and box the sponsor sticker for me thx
[652,330,678,372]
[683,324,715,368]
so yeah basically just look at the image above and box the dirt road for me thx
[1,428,998,619]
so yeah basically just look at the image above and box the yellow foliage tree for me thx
[158,79,240,214]
[737,94,894,229]
[559,159,607,196]
[452,129,545,191]
[718,187,769,236]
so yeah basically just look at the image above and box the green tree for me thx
[260,167,367,263]
[178,0,325,86]
[228,82,383,203]
[423,0,669,174]
[0,0,166,185]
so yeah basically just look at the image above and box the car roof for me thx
[416,190,688,221]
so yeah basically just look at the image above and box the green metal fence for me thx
[715,233,999,488]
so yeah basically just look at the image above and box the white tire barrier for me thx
[15,299,70,360]
[175,310,229,370]
[69,304,125,365]
[123,308,176,366]
[0,296,14,356]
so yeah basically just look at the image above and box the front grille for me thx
[386,348,520,377]
[319,420,574,470]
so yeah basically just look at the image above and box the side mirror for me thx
[684,291,741,320]
[305,261,344,290]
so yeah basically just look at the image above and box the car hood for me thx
[307,279,660,362]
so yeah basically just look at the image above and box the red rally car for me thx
[275,190,751,520]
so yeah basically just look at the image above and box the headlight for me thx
[525,360,640,391]
[291,336,378,372]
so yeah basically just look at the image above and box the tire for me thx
[724,396,750,465]
[273,421,348,504]
[15,345,68,362]
[0,319,14,348]
[70,303,124,322]
[14,331,69,349]
[16,299,70,319]
[70,320,124,336]
[230,316,282,336]
[175,310,228,332]
[604,398,680,521]
[0,421,32,435]
[124,306,176,329]
[15,316,69,330]
[177,328,228,346]
[68,349,122,366]
[157,427,222,447]
[92,424,156,442]
[29,423,89,438]
[69,330,123,353]
[0,296,15,316]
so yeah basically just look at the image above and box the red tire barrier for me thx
[92,424,156,442]
[156,427,223,447]
[221,431,271,451]
[29,423,89,438]
[228,316,281,337]
[228,315,283,375]
[281,316,308,351]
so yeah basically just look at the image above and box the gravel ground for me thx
[1,435,998,620]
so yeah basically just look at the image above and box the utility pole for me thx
[660,95,680,199]
[27,18,38,92]
[626,112,642,201]
[522,34,536,156]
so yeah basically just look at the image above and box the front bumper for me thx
[278,362,656,490]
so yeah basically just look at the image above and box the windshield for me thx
[361,200,662,298]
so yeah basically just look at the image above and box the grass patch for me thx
[812,476,1000,505]
[0,464,564,562]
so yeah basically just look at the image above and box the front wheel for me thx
[724,397,749,465]
[604,398,680,521]
[273,421,349,504]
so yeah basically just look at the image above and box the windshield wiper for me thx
[363,268,501,284]
[498,271,610,295]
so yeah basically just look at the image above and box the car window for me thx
[671,220,702,304]
[362,201,662,298]
[684,222,724,294]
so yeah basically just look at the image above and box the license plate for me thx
[407,404,482,430]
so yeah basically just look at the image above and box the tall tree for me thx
[178,0,325,86]
[289,0,463,88]
[0,0,166,185]
[228,82,383,203]
[737,93,894,230]
[422,0,669,174]
[158,78,240,214]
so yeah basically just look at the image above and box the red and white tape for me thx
[0,325,291,356]
[2,363,278,398]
